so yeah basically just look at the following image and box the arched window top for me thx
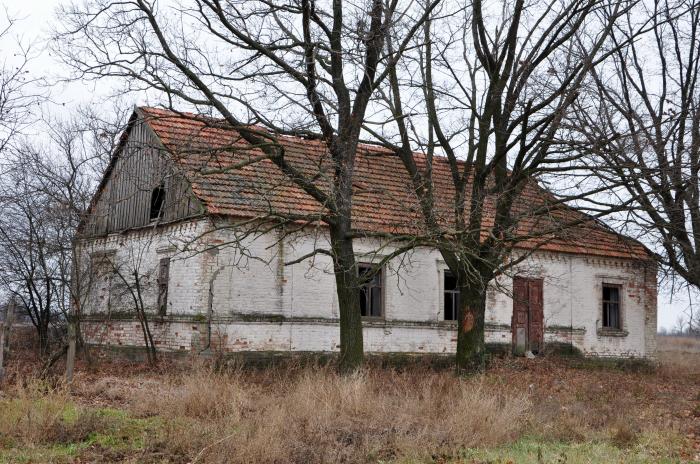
[149,184,165,221]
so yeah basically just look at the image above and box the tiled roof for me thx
[139,107,650,261]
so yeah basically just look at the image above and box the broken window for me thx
[444,271,460,321]
[358,264,383,318]
[149,183,166,221]
[157,257,170,316]
[602,284,621,329]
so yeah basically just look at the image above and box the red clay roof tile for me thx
[139,107,650,261]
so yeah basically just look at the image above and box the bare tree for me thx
[100,242,159,365]
[0,106,124,357]
[0,8,41,159]
[42,106,127,364]
[55,0,439,371]
[374,0,639,370]
[0,9,55,356]
[0,165,61,355]
[573,0,700,303]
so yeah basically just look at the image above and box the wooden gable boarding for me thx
[82,111,203,237]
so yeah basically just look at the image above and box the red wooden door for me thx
[527,278,544,354]
[512,277,544,355]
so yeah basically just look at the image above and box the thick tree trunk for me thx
[455,283,487,373]
[330,224,364,373]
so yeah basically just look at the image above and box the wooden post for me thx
[0,299,16,383]
[65,320,77,384]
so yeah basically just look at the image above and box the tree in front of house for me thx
[97,238,162,366]
[375,0,638,370]
[55,0,440,371]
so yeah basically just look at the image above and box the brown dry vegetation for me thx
[659,336,700,353]
[1,339,699,463]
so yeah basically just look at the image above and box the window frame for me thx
[149,183,166,221]
[601,282,623,331]
[443,270,460,321]
[156,257,170,316]
[357,263,384,319]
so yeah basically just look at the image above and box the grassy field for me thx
[0,337,698,463]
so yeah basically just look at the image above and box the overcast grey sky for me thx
[1,0,694,331]
[3,0,109,104]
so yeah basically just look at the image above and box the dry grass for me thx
[0,380,116,450]
[657,335,700,376]
[658,335,700,353]
[1,343,699,463]
[94,366,531,463]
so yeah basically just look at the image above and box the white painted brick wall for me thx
[78,219,657,359]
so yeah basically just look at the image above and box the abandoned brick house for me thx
[75,107,658,359]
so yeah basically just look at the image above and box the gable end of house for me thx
[79,108,204,237]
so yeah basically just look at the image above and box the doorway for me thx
[512,276,544,355]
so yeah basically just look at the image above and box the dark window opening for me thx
[149,184,166,221]
[602,284,621,329]
[157,257,170,316]
[444,271,460,321]
[358,264,383,318]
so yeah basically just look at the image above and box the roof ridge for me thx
[138,106,429,158]
[135,106,651,261]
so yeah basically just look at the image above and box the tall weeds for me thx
[9,352,693,463]
[128,366,531,463]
